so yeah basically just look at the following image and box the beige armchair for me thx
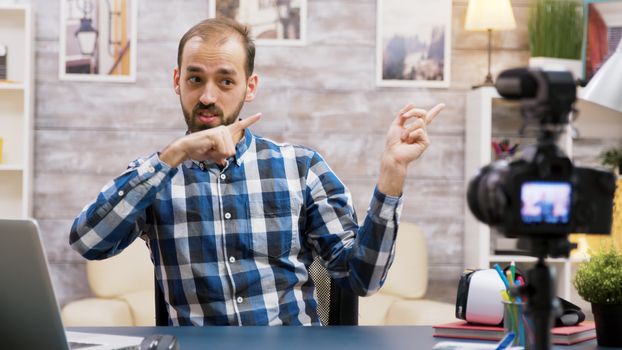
[358,222,457,325]
[61,240,155,326]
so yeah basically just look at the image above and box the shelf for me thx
[489,255,586,264]
[0,4,32,220]
[0,4,30,11]
[0,163,23,171]
[0,82,25,90]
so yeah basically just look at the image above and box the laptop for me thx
[0,219,144,350]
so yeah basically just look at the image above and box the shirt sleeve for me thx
[69,153,178,260]
[303,151,402,296]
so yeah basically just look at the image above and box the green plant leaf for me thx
[528,0,583,59]
[574,246,622,304]
[600,148,622,170]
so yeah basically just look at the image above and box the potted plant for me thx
[574,246,622,347]
[600,147,622,176]
[528,0,583,78]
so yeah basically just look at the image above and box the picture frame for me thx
[211,0,307,46]
[59,0,138,82]
[376,0,452,88]
[582,0,622,82]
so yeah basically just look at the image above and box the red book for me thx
[433,321,596,345]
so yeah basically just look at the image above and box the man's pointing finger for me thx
[229,113,262,134]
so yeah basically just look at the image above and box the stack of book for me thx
[433,321,596,345]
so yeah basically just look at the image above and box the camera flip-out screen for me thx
[521,181,571,225]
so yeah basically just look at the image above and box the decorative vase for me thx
[528,57,582,80]
[592,303,622,347]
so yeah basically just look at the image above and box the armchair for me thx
[358,222,457,325]
[61,240,155,326]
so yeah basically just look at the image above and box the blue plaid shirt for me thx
[70,129,402,326]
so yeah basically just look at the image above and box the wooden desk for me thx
[70,326,601,350]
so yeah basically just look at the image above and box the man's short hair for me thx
[177,17,256,77]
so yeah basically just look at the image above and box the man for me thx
[70,17,445,326]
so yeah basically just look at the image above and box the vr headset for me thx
[455,268,585,326]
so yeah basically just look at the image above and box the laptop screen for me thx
[0,219,142,350]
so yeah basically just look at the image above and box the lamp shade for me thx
[581,40,622,114]
[75,18,98,56]
[465,0,517,31]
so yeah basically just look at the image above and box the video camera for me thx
[465,67,617,350]
[466,67,616,238]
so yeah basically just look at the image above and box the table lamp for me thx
[573,39,622,254]
[465,0,517,87]
[581,39,622,114]
[573,39,622,139]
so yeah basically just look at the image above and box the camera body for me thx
[467,142,615,236]
[467,67,616,237]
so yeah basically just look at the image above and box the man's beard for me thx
[182,98,245,133]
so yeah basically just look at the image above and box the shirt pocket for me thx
[248,198,296,259]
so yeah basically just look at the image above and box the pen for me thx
[505,270,514,288]
[495,332,516,350]
[510,261,515,282]
[494,264,510,289]
[517,276,525,285]
[514,279,523,303]
[499,290,510,302]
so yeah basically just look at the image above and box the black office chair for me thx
[155,256,358,326]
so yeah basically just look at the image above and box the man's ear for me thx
[173,67,181,96]
[245,74,258,102]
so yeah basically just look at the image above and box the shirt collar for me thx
[235,128,253,166]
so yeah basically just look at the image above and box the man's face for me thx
[174,36,257,133]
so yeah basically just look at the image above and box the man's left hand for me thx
[377,103,445,196]
[384,103,445,167]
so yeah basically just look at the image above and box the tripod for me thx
[514,237,575,350]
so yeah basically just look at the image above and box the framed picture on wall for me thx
[59,0,138,82]
[582,0,622,82]
[376,0,452,88]
[211,0,307,46]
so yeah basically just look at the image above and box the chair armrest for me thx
[385,299,457,325]
[61,298,133,326]
[358,293,398,325]
[119,289,155,326]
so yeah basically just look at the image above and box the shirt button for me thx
[236,297,244,304]
[117,190,124,196]
[224,212,232,220]
[220,174,226,180]
[229,256,236,263]
[147,165,155,173]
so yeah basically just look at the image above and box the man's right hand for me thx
[160,113,261,168]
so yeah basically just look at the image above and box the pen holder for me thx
[503,301,532,349]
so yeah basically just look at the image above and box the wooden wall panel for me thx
[23,0,610,307]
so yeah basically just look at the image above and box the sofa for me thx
[358,221,457,325]
[61,240,155,326]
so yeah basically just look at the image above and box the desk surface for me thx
[71,326,602,350]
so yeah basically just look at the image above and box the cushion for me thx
[385,299,457,325]
[87,240,153,298]
[120,289,156,326]
[380,222,428,299]
[61,298,133,326]
[358,293,398,325]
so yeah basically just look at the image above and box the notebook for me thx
[0,219,143,350]
[433,320,596,345]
